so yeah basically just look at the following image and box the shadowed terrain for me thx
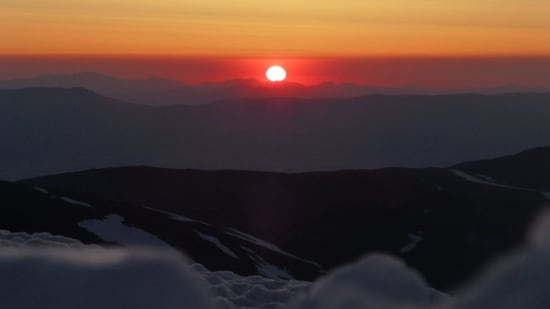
[23,146,550,289]
[1,88,550,179]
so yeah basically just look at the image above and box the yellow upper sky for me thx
[2,0,550,56]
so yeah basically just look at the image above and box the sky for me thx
[1,0,549,85]
[3,0,550,56]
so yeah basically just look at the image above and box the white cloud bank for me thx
[0,247,217,309]
[3,211,550,308]
[288,254,447,309]
[454,212,550,309]
[0,230,308,309]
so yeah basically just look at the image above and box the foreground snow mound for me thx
[289,253,446,309]
[193,265,310,309]
[455,212,550,309]
[0,247,217,309]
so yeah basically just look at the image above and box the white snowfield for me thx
[78,214,172,248]
[4,212,550,308]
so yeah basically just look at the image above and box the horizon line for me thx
[2,53,550,60]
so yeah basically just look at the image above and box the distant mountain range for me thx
[12,145,550,290]
[0,72,548,106]
[1,88,550,179]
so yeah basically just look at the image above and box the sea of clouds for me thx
[2,213,550,308]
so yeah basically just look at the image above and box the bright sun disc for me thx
[266,66,286,82]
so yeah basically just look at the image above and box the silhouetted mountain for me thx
[2,88,550,180]
[0,73,205,106]
[453,146,550,191]
[1,73,548,106]
[0,179,322,280]
[23,157,550,290]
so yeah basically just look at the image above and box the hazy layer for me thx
[1,56,549,87]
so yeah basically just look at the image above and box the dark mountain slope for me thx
[24,164,550,290]
[0,180,322,280]
[0,180,104,243]
[453,146,550,191]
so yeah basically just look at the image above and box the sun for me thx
[266,66,286,82]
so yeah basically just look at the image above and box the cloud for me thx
[5,211,550,308]
[454,212,550,309]
[198,268,309,309]
[0,229,309,309]
[0,230,97,248]
[288,253,447,309]
[0,246,217,309]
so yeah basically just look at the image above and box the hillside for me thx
[453,146,550,191]
[24,159,550,289]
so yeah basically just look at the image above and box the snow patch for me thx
[60,196,94,208]
[476,174,495,182]
[399,232,424,254]
[32,186,49,194]
[450,169,532,191]
[227,228,321,267]
[143,206,203,224]
[249,254,293,280]
[196,231,239,259]
[79,214,171,248]
[227,229,285,254]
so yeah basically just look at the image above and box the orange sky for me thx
[2,0,550,57]
[2,1,550,86]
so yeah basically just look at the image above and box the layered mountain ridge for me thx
[2,87,550,179]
